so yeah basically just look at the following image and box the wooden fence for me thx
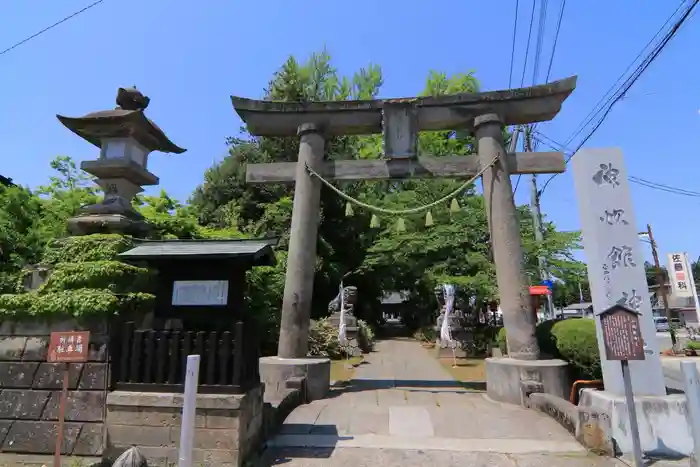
[111,321,259,394]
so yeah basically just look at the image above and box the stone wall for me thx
[106,385,265,467]
[0,320,108,456]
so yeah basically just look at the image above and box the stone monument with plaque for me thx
[574,148,689,458]
[572,148,663,395]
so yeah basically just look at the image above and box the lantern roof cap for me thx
[56,87,186,154]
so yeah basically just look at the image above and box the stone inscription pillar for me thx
[475,114,539,360]
[277,123,325,358]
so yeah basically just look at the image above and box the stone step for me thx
[267,433,586,455]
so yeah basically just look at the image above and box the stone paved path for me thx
[257,339,629,467]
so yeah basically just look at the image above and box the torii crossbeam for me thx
[231,76,577,367]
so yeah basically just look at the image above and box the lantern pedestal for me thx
[68,161,156,236]
[485,357,569,405]
[67,212,149,237]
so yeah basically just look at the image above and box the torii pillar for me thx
[231,76,577,403]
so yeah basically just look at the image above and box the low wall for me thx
[579,389,691,458]
[0,320,109,456]
[528,392,614,455]
[106,385,265,467]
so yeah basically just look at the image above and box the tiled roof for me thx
[119,238,277,265]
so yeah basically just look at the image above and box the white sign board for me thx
[668,252,694,298]
[172,280,228,306]
[572,148,665,396]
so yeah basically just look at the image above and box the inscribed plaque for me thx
[599,306,645,361]
[572,148,664,396]
[47,331,90,363]
[172,280,229,306]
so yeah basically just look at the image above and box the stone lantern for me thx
[57,87,185,236]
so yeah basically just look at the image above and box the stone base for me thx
[67,213,149,236]
[106,385,264,467]
[259,356,330,403]
[579,388,691,458]
[485,357,569,405]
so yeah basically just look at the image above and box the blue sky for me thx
[2,0,699,266]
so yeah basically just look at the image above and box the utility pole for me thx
[525,126,554,319]
[646,223,676,348]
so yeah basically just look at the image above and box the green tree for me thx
[36,155,99,239]
[0,184,45,292]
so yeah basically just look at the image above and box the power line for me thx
[562,0,688,148]
[544,0,567,83]
[516,0,549,194]
[538,0,699,195]
[508,0,521,88]
[531,0,549,86]
[519,0,538,87]
[531,0,566,148]
[0,0,106,57]
[533,132,700,198]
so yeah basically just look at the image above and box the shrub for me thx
[687,341,700,351]
[357,319,375,353]
[41,261,153,293]
[0,289,154,320]
[550,319,601,380]
[498,319,602,380]
[413,325,437,343]
[535,319,559,358]
[496,327,507,355]
[307,318,343,359]
[42,234,134,264]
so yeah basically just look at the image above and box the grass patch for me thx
[330,355,363,382]
[439,357,486,382]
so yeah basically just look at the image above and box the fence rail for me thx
[111,321,258,394]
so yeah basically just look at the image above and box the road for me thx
[656,329,690,353]
[655,329,699,391]
[259,340,615,466]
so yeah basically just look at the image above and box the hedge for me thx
[551,319,601,380]
[498,319,601,380]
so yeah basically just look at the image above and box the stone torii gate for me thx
[231,76,577,402]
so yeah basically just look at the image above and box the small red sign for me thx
[529,285,551,296]
[47,331,90,363]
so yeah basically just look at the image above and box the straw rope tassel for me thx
[425,210,434,227]
[396,217,406,232]
[450,198,460,213]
